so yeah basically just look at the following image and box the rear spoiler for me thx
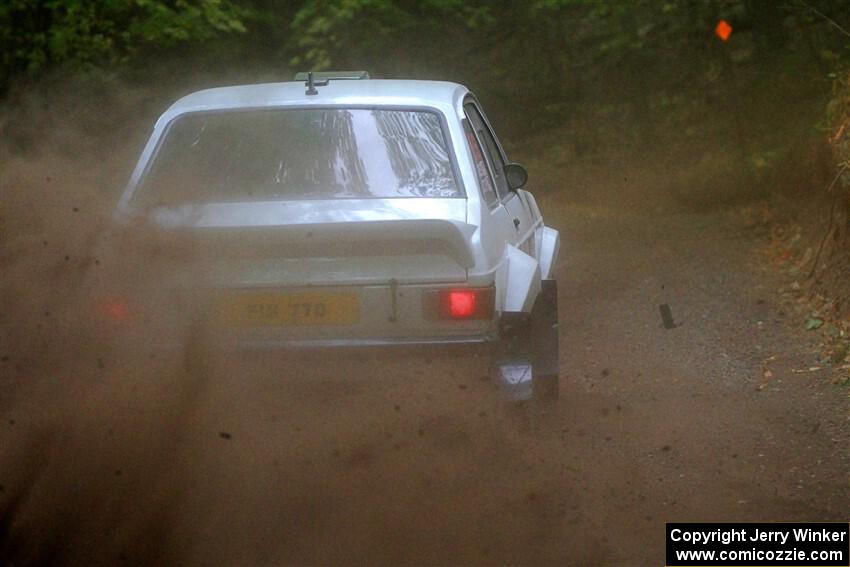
[122,214,479,270]
[237,218,478,268]
[306,218,478,268]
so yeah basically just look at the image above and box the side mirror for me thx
[504,163,528,191]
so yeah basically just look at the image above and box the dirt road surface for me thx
[1,146,848,565]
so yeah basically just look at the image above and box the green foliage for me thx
[827,70,850,194]
[288,0,490,71]
[0,0,248,91]
[6,0,850,156]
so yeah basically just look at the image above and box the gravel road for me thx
[1,152,847,566]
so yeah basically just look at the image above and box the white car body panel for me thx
[537,226,561,280]
[498,245,542,312]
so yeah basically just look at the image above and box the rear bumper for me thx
[227,333,496,351]
[110,325,497,354]
[88,282,500,354]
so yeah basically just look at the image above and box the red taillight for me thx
[433,288,494,320]
[447,290,476,318]
[100,298,130,321]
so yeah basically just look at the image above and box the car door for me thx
[463,100,536,257]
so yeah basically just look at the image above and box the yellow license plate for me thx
[221,291,360,327]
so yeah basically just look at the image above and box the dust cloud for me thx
[0,78,597,566]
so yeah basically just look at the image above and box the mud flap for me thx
[531,279,559,400]
[492,279,559,402]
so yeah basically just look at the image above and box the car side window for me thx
[462,119,499,207]
[464,103,511,201]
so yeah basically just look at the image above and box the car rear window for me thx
[135,108,463,207]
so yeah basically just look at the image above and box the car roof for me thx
[163,79,471,119]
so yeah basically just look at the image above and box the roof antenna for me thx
[305,71,318,96]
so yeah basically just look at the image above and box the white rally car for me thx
[92,72,561,401]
